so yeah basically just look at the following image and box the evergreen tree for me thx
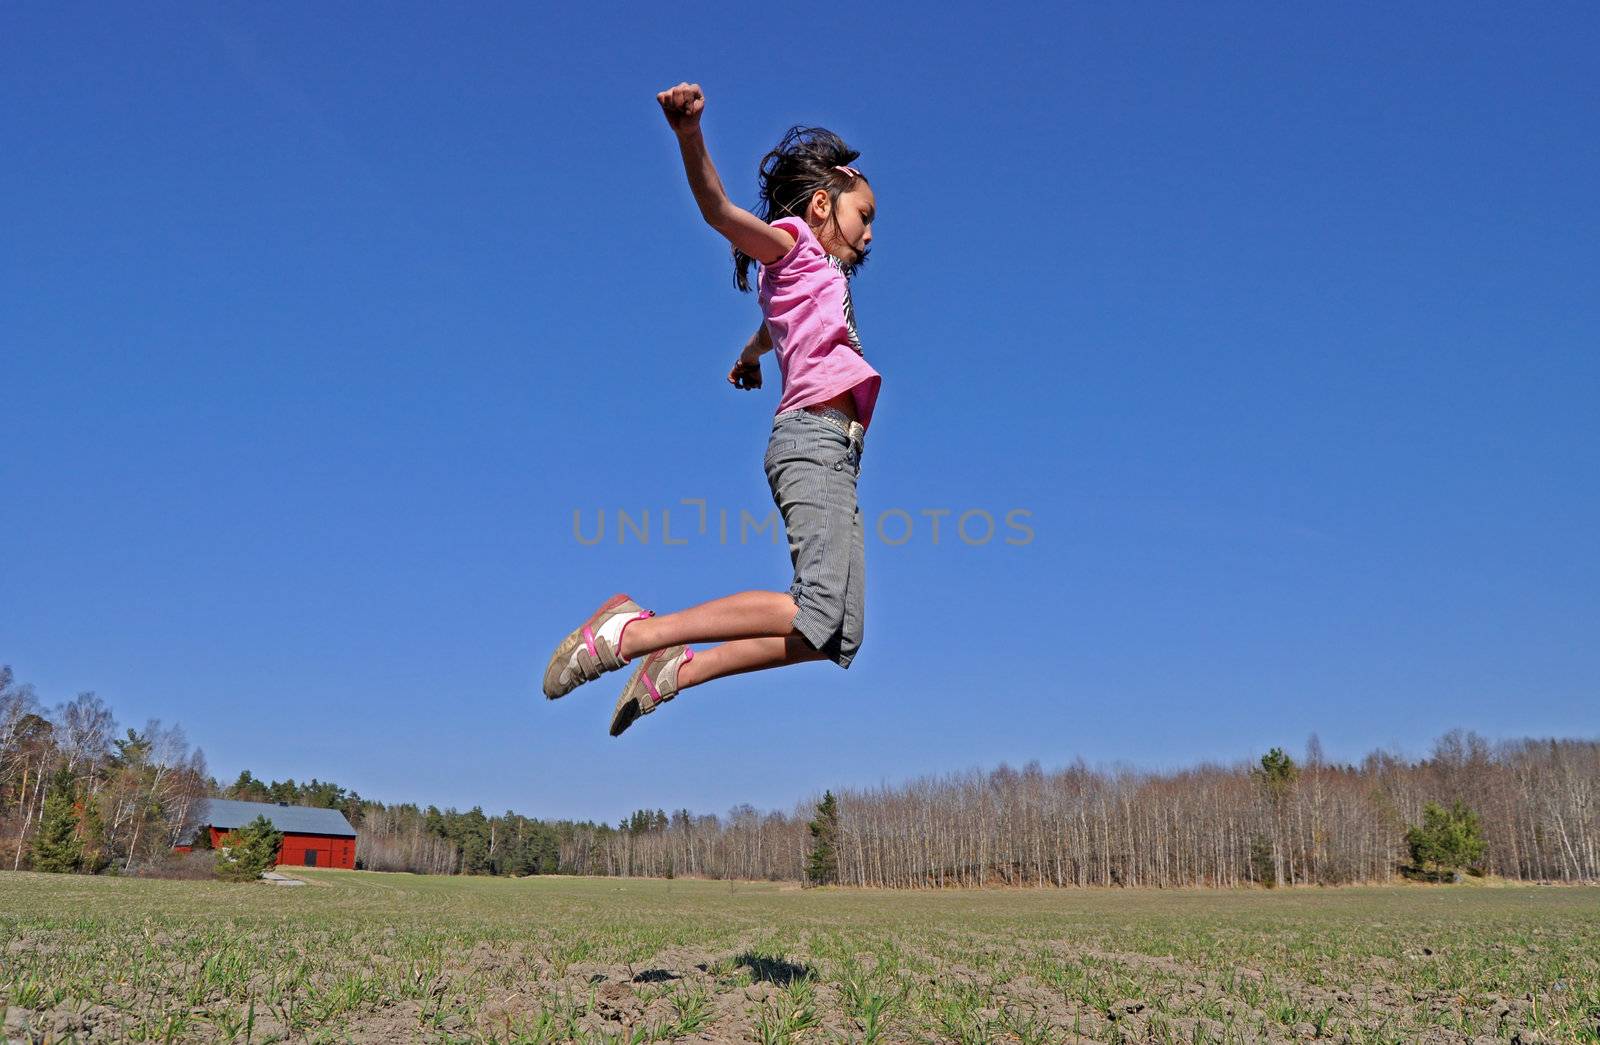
[1406,801,1487,877]
[456,807,492,874]
[1255,748,1299,799]
[806,791,840,886]
[215,816,283,882]
[30,768,85,873]
[1250,748,1299,887]
[78,789,111,873]
[227,769,269,802]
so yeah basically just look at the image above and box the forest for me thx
[4,664,1595,886]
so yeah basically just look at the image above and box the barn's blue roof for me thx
[193,798,357,837]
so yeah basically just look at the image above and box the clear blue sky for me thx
[4,4,1596,823]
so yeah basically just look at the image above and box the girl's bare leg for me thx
[618,590,800,659]
[677,634,829,689]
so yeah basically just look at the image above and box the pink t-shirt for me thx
[758,217,882,430]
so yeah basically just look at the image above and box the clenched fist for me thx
[656,82,705,137]
[728,351,762,390]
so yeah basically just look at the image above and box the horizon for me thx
[6,666,1589,823]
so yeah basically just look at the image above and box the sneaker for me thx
[609,645,694,736]
[542,594,654,700]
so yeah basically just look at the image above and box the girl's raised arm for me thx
[657,83,795,265]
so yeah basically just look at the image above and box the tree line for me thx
[442,735,1592,888]
[5,665,1595,886]
[806,733,1597,888]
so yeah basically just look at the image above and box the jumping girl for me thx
[542,82,880,737]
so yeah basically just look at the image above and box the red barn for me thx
[177,798,358,869]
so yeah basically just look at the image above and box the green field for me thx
[1,870,1597,1044]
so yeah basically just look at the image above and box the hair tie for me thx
[834,165,861,179]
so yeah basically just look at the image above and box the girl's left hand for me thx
[728,355,762,390]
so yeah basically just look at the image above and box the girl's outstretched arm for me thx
[657,83,795,264]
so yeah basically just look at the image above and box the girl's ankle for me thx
[674,652,700,690]
[618,616,654,661]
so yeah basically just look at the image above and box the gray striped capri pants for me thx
[763,409,866,668]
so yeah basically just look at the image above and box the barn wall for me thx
[173,827,357,869]
[277,832,356,869]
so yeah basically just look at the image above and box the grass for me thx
[1,869,1597,1042]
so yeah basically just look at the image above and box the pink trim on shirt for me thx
[758,218,882,430]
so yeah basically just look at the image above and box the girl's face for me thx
[810,184,876,267]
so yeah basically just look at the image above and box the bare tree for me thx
[57,692,115,778]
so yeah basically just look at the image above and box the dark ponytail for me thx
[734,125,866,292]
